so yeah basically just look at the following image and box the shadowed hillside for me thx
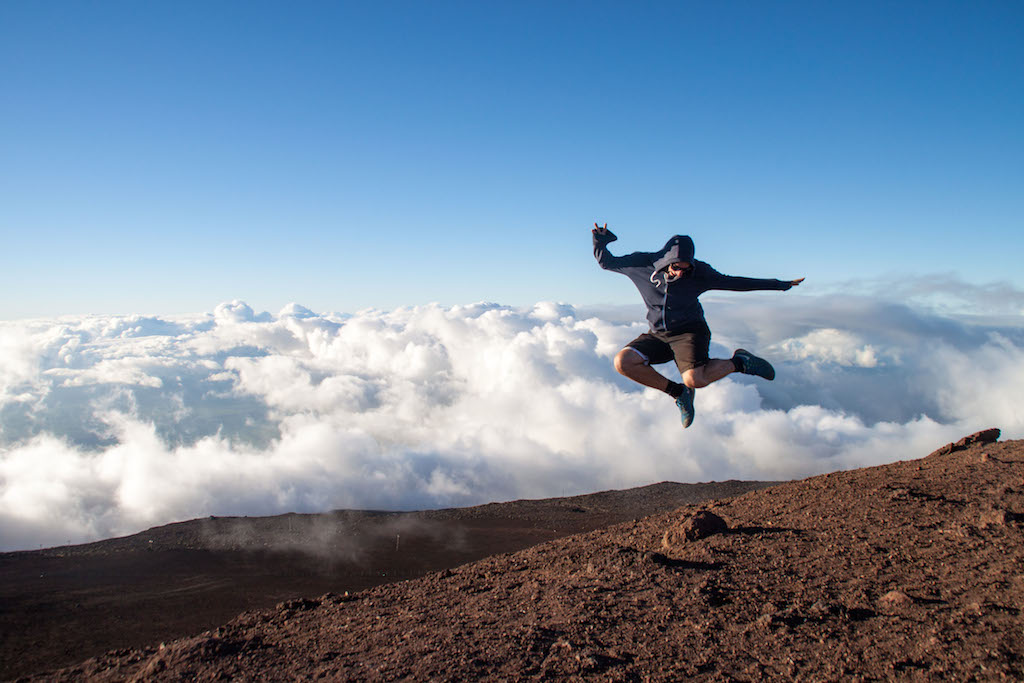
[0,480,774,680]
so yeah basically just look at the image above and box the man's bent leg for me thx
[616,347,694,428]
[614,348,674,392]
[682,359,736,389]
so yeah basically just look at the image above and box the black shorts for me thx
[625,323,711,373]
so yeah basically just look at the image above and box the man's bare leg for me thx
[615,347,695,427]
[682,359,736,389]
[614,348,673,391]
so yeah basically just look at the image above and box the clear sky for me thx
[2,1,1022,319]
[3,1,1024,549]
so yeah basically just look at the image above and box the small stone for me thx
[979,506,1009,527]
[642,551,671,566]
[877,590,914,611]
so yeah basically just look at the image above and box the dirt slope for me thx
[30,432,1024,680]
[1,481,773,680]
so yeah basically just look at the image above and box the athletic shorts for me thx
[625,323,711,373]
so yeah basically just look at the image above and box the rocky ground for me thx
[1,481,772,680]
[14,430,1024,681]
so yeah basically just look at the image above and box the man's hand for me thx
[592,222,617,241]
[789,278,805,287]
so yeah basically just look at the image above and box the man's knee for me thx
[682,367,707,389]
[614,347,644,376]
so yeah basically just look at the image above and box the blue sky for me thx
[2,1,1022,319]
[3,1,1024,549]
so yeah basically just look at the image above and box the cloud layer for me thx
[2,288,1021,551]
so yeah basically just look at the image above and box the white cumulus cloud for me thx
[1,288,1021,551]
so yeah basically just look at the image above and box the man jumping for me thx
[592,222,804,428]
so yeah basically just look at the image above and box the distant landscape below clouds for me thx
[2,280,1022,551]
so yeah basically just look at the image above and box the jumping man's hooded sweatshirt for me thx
[593,230,792,334]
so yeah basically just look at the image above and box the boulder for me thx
[927,428,1000,458]
[662,510,728,548]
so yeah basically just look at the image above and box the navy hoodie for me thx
[594,231,791,333]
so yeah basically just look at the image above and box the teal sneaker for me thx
[733,349,775,381]
[675,385,695,429]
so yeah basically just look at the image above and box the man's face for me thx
[666,261,692,281]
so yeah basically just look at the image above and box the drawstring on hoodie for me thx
[652,268,672,329]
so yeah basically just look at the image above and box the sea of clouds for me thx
[2,282,1022,551]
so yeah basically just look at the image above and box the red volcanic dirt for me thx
[0,481,771,680]
[18,432,1024,681]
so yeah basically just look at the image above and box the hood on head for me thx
[652,235,695,275]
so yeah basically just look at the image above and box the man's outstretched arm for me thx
[591,222,652,271]
[703,264,805,292]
